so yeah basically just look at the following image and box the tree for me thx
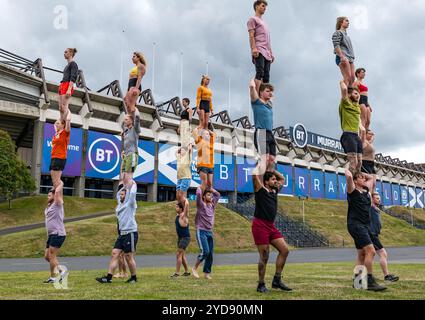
[0,130,36,209]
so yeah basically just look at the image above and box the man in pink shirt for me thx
[248,0,274,93]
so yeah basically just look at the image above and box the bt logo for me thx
[88,138,120,174]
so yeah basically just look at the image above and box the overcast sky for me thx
[1,0,424,163]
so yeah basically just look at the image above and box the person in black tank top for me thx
[345,169,387,291]
[252,167,292,293]
[171,201,191,278]
[59,48,78,121]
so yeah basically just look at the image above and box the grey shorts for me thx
[177,237,191,250]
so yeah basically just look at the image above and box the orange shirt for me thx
[196,85,214,112]
[193,128,215,169]
[51,130,70,160]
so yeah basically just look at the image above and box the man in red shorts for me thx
[252,167,292,293]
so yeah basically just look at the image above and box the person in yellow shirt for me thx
[196,75,214,130]
[176,144,193,204]
[193,127,215,190]
[124,52,146,114]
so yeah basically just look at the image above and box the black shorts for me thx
[347,224,373,250]
[254,129,277,156]
[177,237,191,250]
[361,160,376,174]
[253,53,271,83]
[340,132,363,154]
[49,158,66,171]
[128,78,142,92]
[371,234,384,251]
[114,232,138,253]
[46,234,66,249]
[197,167,214,175]
[359,95,370,107]
[199,100,211,113]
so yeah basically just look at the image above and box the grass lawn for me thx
[0,202,255,258]
[278,197,425,248]
[0,196,120,229]
[0,262,424,300]
[389,206,425,225]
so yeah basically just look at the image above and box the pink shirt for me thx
[45,202,66,236]
[247,16,273,61]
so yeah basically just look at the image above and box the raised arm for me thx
[340,80,348,100]
[363,172,375,193]
[345,169,355,194]
[273,169,285,192]
[54,180,64,205]
[252,162,264,193]
[65,109,71,132]
[249,78,259,103]
[196,186,204,207]
[133,108,141,134]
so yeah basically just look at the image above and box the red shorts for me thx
[251,217,284,245]
[59,82,75,96]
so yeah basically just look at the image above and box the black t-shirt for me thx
[254,187,278,222]
[61,61,79,83]
[347,187,371,225]
[369,205,382,235]
[180,108,190,120]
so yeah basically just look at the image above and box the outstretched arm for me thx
[345,169,355,194]
[340,80,348,100]
[252,162,264,193]
[65,110,71,132]
[54,180,64,205]
[250,78,259,102]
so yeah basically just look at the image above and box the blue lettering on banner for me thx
[277,163,293,196]
[310,170,324,199]
[400,186,409,207]
[294,167,309,197]
[237,157,256,193]
[338,175,347,200]
[391,184,401,206]
[375,180,383,199]
[382,183,392,206]
[325,172,338,200]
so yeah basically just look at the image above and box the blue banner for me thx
[85,130,155,182]
[400,186,409,207]
[277,163,293,195]
[310,170,325,199]
[214,153,235,191]
[42,123,83,177]
[415,188,423,209]
[338,175,347,200]
[375,180,383,199]
[382,183,392,206]
[236,157,256,193]
[294,167,309,197]
[408,187,416,208]
[325,172,338,200]
[391,184,401,206]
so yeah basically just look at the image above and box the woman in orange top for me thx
[196,75,213,130]
[193,127,215,189]
[50,111,71,189]
[124,52,147,114]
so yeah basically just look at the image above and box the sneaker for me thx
[170,273,180,278]
[96,276,112,284]
[204,273,212,280]
[43,278,55,284]
[272,276,293,291]
[192,267,199,279]
[367,276,387,291]
[59,269,69,283]
[182,272,191,277]
[257,283,270,293]
[125,277,137,284]
[384,274,400,282]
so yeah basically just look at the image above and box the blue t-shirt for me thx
[251,99,273,131]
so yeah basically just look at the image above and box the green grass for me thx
[278,197,425,248]
[0,196,119,229]
[0,202,254,258]
[1,263,424,300]
[389,206,425,225]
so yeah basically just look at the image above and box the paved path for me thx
[1,247,424,273]
[0,212,113,236]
